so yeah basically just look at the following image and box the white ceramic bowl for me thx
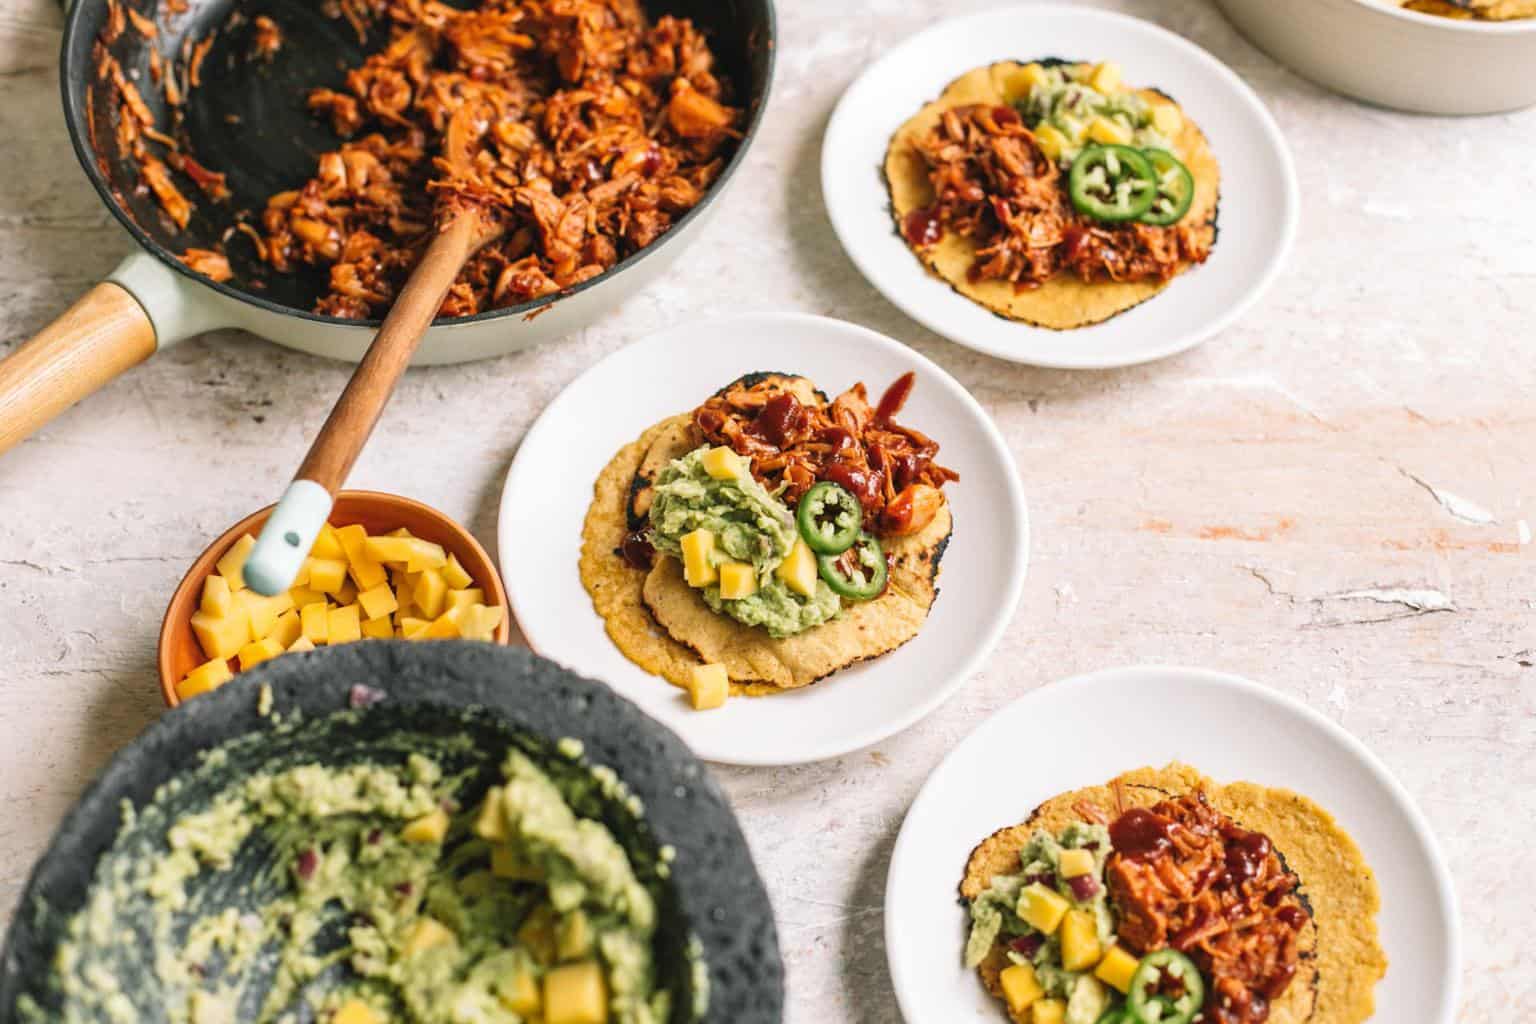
[1217,0,1536,115]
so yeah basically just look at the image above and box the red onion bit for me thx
[1067,874,1101,902]
[349,684,387,709]
[295,848,318,881]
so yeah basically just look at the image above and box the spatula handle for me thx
[244,214,487,596]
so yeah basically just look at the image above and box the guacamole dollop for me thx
[1015,64,1172,166]
[649,447,840,639]
[45,747,672,1024]
[965,823,1116,1024]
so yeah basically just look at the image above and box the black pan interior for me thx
[61,0,775,324]
[0,642,783,1023]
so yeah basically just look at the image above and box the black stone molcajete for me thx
[0,642,783,1023]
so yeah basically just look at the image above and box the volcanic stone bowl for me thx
[0,642,782,1023]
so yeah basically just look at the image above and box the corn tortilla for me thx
[578,381,953,694]
[961,763,1386,1024]
[884,61,1221,330]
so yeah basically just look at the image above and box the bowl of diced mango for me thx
[159,491,510,706]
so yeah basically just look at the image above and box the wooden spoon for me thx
[242,209,501,596]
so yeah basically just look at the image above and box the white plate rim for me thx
[497,311,1030,766]
[883,663,1462,1023]
[821,3,1301,370]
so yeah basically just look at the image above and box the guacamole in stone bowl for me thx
[0,644,781,1024]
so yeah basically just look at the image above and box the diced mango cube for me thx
[414,570,448,619]
[334,579,358,607]
[1033,123,1070,162]
[1086,116,1131,145]
[442,553,474,590]
[288,635,316,654]
[310,523,345,560]
[401,808,449,844]
[680,529,717,588]
[270,609,302,649]
[404,538,448,573]
[216,534,256,591]
[1151,102,1183,138]
[288,585,327,609]
[191,610,250,661]
[246,591,294,641]
[362,615,394,640]
[200,574,232,617]
[473,787,506,841]
[237,636,284,672]
[1093,944,1139,994]
[460,603,503,642]
[357,583,399,621]
[328,604,362,645]
[543,962,607,1024]
[336,524,387,590]
[701,446,746,481]
[423,607,462,639]
[999,963,1044,1017]
[300,601,329,645]
[557,911,591,961]
[176,658,233,701]
[1059,909,1101,972]
[1006,61,1051,99]
[446,588,484,615]
[332,998,381,1024]
[308,558,347,595]
[1088,61,1122,93]
[717,561,756,600]
[362,536,416,565]
[1018,883,1070,935]
[687,663,729,711]
[775,539,818,598]
[403,917,456,958]
[1032,998,1066,1024]
[399,616,430,639]
[291,558,311,587]
[1059,848,1094,879]
[500,969,541,1016]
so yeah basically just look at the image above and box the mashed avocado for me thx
[965,823,1115,1024]
[1015,64,1173,166]
[649,448,840,639]
[45,748,671,1024]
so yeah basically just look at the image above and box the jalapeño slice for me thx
[1068,144,1156,223]
[817,532,887,601]
[1138,149,1195,226]
[1126,949,1205,1024]
[797,481,863,555]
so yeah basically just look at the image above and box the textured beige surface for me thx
[0,1,1531,1021]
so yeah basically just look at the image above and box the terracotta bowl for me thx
[159,490,510,707]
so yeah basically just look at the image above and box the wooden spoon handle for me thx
[0,282,156,456]
[242,212,495,595]
[297,213,484,490]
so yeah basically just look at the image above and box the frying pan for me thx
[0,642,785,1022]
[0,0,775,454]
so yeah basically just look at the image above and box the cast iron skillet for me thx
[0,643,783,1022]
[0,0,774,452]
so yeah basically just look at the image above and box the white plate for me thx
[822,5,1299,369]
[498,313,1029,766]
[886,665,1459,1023]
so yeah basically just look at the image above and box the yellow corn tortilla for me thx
[884,61,1221,330]
[961,764,1386,1024]
[578,382,953,694]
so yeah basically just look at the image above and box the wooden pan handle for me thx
[0,282,156,455]
[296,213,486,490]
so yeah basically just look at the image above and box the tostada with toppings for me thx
[885,60,1220,330]
[580,371,957,704]
[961,764,1386,1024]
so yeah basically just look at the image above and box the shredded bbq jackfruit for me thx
[908,103,1213,289]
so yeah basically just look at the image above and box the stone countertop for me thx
[0,0,1530,1019]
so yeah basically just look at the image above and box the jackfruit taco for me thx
[961,764,1386,1024]
[580,371,958,704]
[885,59,1220,330]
